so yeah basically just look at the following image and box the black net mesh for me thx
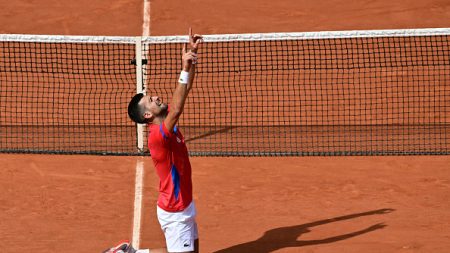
[1,32,449,155]
[0,40,137,154]
[142,35,450,155]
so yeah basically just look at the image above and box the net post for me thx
[135,36,145,153]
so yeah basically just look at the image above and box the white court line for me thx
[132,158,145,248]
[132,0,151,248]
[142,0,151,36]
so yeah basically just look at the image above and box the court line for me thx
[142,0,151,36]
[132,0,151,248]
[132,158,145,248]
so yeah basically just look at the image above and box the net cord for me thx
[141,27,450,44]
[1,27,450,44]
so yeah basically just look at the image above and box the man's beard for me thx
[159,103,169,116]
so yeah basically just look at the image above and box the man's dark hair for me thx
[128,93,147,124]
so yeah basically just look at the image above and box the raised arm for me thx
[164,28,203,132]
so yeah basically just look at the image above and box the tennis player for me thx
[105,28,203,253]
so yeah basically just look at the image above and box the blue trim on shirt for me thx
[160,124,168,139]
[171,164,180,200]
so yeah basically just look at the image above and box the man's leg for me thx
[157,202,198,253]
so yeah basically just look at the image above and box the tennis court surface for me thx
[1,0,450,252]
[2,155,450,252]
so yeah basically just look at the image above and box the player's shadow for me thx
[214,208,394,253]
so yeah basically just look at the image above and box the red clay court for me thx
[1,1,450,252]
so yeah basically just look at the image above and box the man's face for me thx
[140,95,168,120]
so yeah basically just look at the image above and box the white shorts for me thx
[157,201,198,252]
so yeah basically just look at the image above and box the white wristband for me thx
[178,70,190,84]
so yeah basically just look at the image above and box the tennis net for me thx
[1,28,450,155]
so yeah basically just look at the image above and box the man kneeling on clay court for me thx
[103,28,202,253]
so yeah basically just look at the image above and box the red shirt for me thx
[148,122,193,212]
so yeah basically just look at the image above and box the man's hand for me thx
[188,27,203,53]
[182,44,198,72]
[182,28,203,71]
